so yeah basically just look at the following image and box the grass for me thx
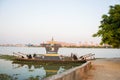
[0,55,16,60]
[0,74,14,80]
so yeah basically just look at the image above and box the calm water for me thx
[0,46,120,58]
[0,59,74,80]
[0,47,120,80]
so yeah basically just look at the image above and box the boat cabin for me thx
[40,38,61,60]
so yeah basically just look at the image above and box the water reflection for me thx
[12,63,68,78]
[0,59,72,80]
[12,63,46,80]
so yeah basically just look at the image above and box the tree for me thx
[93,5,120,48]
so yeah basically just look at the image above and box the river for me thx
[0,47,120,80]
[0,46,120,58]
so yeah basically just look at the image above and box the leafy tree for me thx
[93,4,120,48]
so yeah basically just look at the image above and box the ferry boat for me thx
[13,38,87,63]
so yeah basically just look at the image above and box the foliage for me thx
[93,5,120,48]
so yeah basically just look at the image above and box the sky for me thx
[0,0,120,44]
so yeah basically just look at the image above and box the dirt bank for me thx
[83,58,120,80]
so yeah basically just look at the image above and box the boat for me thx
[13,38,87,64]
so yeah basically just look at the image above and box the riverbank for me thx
[83,58,120,80]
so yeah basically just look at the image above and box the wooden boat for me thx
[13,38,92,64]
[13,58,86,65]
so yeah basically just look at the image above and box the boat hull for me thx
[13,58,86,65]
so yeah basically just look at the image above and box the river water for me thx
[0,59,75,80]
[0,47,120,80]
[0,47,120,58]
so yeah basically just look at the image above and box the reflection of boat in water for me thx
[12,62,67,78]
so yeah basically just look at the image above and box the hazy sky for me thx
[0,0,120,44]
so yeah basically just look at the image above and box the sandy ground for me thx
[83,58,120,80]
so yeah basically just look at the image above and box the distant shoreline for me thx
[0,46,113,48]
